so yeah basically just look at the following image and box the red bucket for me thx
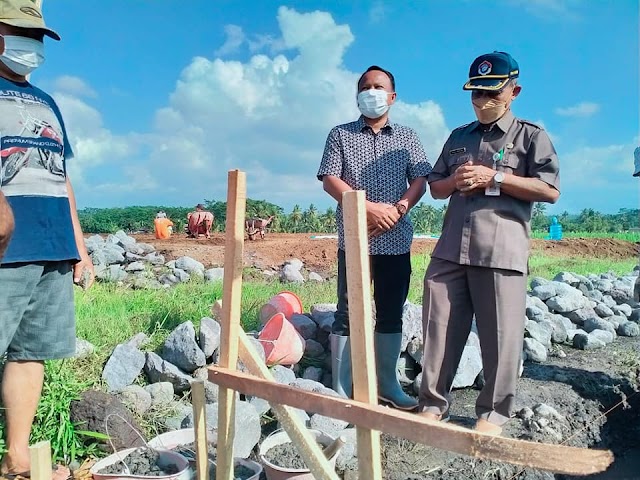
[258,313,306,366]
[259,291,303,326]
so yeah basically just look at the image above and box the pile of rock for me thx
[72,267,638,468]
[84,232,323,287]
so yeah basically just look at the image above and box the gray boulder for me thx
[102,344,145,392]
[183,401,261,459]
[199,317,221,358]
[144,352,192,393]
[523,338,547,363]
[162,321,207,373]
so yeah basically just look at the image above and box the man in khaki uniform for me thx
[418,51,560,435]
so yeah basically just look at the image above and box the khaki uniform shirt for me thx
[429,111,560,274]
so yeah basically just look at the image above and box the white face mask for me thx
[357,89,392,119]
[0,35,45,77]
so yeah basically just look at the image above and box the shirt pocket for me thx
[446,152,472,175]
[499,153,522,175]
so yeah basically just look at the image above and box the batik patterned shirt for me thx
[317,116,432,255]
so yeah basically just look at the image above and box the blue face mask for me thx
[0,35,46,76]
[357,89,391,119]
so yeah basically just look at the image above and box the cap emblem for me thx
[478,60,492,76]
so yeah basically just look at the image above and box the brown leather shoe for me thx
[474,418,502,436]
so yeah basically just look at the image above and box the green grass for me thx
[531,231,640,242]
[2,251,635,463]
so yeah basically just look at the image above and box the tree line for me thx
[78,201,639,235]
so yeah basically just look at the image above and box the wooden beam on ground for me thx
[29,441,51,480]
[207,367,614,476]
[342,190,382,480]
[192,380,209,480]
[216,170,247,480]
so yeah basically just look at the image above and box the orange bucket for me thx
[259,291,303,326]
[258,313,306,366]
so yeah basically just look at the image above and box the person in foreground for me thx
[417,52,560,435]
[0,191,14,260]
[0,1,95,477]
[317,65,432,410]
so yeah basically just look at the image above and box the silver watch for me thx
[493,171,505,186]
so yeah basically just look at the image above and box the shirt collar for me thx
[471,109,515,134]
[358,115,394,133]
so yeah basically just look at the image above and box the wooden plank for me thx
[29,441,51,480]
[216,170,246,480]
[192,380,209,480]
[215,331,340,480]
[208,367,614,476]
[342,190,382,480]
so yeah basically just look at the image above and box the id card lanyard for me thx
[485,148,504,196]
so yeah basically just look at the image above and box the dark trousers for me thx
[333,248,411,335]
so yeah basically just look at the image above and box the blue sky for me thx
[33,0,638,214]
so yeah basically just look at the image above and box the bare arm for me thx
[0,191,14,260]
[66,178,95,288]
[398,176,427,209]
[322,175,353,206]
[429,176,458,200]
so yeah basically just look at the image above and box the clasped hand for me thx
[366,201,401,237]
[453,161,496,194]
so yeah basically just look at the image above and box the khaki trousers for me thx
[418,257,527,425]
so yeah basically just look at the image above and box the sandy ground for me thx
[133,233,639,274]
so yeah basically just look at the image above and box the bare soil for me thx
[132,233,639,274]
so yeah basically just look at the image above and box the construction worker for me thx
[154,211,174,239]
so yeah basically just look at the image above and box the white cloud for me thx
[554,102,600,117]
[552,140,638,213]
[506,0,582,20]
[57,7,451,209]
[53,92,134,184]
[53,75,97,98]
[369,1,387,24]
[215,24,246,56]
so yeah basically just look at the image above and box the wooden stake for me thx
[342,190,382,480]
[208,367,614,476]
[216,170,246,480]
[29,441,51,480]
[235,331,339,480]
[192,380,209,480]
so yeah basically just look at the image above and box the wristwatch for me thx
[493,171,505,187]
[395,202,408,217]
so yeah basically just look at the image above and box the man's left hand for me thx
[73,255,95,290]
[454,162,496,193]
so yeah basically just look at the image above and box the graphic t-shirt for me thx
[0,77,79,264]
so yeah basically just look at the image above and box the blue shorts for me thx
[0,261,76,361]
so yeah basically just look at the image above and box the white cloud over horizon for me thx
[554,102,600,118]
[54,6,635,215]
[60,6,450,211]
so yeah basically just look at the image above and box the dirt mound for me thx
[131,233,639,273]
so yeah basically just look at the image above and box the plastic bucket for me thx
[259,291,303,326]
[212,458,263,480]
[90,447,190,480]
[258,429,340,480]
[258,313,306,366]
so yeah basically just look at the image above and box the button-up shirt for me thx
[429,111,560,274]
[317,116,432,255]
